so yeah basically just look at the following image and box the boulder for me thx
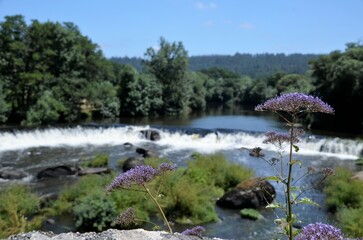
[36,165,78,179]
[217,178,275,209]
[136,147,159,158]
[0,168,28,180]
[352,171,363,181]
[140,130,161,141]
[123,156,145,172]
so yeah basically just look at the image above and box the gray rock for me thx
[217,178,276,209]
[8,229,225,240]
[140,130,161,141]
[0,168,28,180]
[123,156,145,171]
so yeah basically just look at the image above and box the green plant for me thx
[0,185,44,238]
[187,153,253,191]
[255,92,335,239]
[336,203,363,238]
[73,190,117,231]
[81,154,109,168]
[240,208,262,220]
[324,167,363,212]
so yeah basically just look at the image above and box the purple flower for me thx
[296,222,344,240]
[181,226,206,238]
[263,131,299,145]
[106,165,158,192]
[114,207,137,226]
[255,92,334,115]
[157,162,177,175]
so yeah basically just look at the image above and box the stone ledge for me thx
[8,228,226,240]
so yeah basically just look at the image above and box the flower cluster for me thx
[157,162,177,174]
[295,222,344,240]
[263,131,296,145]
[106,165,158,191]
[106,163,177,192]
[181,226,206,237]
[255,92,335,115]
[113,207,136,227]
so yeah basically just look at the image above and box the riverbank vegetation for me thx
[0,153,253,238]
[0,15,362,134]
[324,167,363,237]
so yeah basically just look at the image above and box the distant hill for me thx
[110,53,320,78]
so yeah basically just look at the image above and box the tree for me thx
[310,43,363,133]
[143,37,189,114]
[118,65,162,116]
[275,74,315,94]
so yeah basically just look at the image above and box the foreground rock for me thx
[8,229,224,240]
[216,178,276,209]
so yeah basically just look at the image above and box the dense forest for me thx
[111,53,319,79]
[0,15,362,134]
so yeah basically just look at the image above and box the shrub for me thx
[336,203,363,238]
[324,167,363,212]
[187,153,253,191]
[81,154,109,168]
[73,190,117,231]
[0,185,44,238]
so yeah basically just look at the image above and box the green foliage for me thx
[336,203,363,238]
[143,37,189,114]
[324,168,363,238]
[355,158,363,166]
[310,43,363,133]
[53,154,253,230]
[240,208,262,220]
[324,167,363,212]
[0,82,9,122]
[73,190,117,231]
[81,154,109,168]
[275,74,315,94]
[118,65,163,116]
[186,153,253,191]
[21,90,66,126]
[53,174,154,231]
[0,15,118,124]
[0,185,44,238]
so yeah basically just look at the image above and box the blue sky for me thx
[1,0,362,58]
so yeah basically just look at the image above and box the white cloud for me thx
[195,1,217,10]
[239,22,255,30]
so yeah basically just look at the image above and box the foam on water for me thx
[0,125,361,159]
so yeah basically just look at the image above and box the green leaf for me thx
[293,145,299,152]
[263,176,282,182]
[290,159,302,168]
[290,186,301,193]
[297,197,319,207]
[266,202,284,209]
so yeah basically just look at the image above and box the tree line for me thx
[0,15,362,134]
[112,53,319,79]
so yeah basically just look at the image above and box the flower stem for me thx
[286,117,295,240]
[143,185,173,234]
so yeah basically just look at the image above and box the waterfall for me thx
[0,125,361,159]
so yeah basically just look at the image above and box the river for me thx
[0,106,362,239]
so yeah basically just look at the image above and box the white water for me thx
[0,125,361,159]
